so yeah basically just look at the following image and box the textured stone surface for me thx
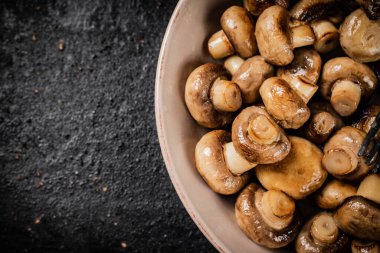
[0,0,215,252]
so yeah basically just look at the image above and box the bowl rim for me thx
[154,1,227,252]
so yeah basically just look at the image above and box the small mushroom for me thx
[232,56,274,104]
[305,101,344,144]
[244,0,289,16]
[355,0,380,20]
[208,30,235,59]
[235,183,302,248]
[295,212,350,253]
[315,179,357,210]
[290,0,338,23]
[256,136,327,199]
[320,57,378,117]
[353,105,380,140]
[311,20,339,53]
[185,63,243,128]
[340,9,380,63]
[232,106,291,165]
[277,48,322,103]
[224,55,245,75]
[352,240,380,253]
[255,5,316,66]
[260,77,310,129]
[194,130,252,195]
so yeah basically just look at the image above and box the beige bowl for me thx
[155,0,293,252]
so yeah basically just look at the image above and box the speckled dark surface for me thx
[0,0,216,252]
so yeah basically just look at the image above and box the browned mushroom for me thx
[356,0,380,20]
[244,0,289,16]
[320,57,378,117]
[195,130,252,195]
[255,5,316,66]
[231,106,291,165]
[357,174,380,204]
[305,101,344,144]
[354,105,380,140]
[315,179,357,210]
[311,20,340,53]
[185,63,243,128]
[232,56,274,104]
[256,136,327,199]
[235,183,302,248]
[208,30,235,59]
[295,212,350,253]
[260,77,310,129]
[340,9,380,63]
[352,240,380,253]
[290,0,338,23]
[277,48,322,103]
[322,126,373,181]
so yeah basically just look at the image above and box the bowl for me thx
[155,0,294,252]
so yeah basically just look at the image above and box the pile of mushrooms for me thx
[184,0,380,251]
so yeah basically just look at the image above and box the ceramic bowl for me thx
[155,0,293,252]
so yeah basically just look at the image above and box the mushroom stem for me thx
[224,55,245,75]
[311,213,339,244]
[357,174,380,204]
[223,142,256,175]
[306,112,336,144]
[247,115,280,145]
[291,24,315,48]
[210,79,242,112]
[208,30,235,59]
[322,148,358,176]
[311,20,339,53]
[330,80,362,117]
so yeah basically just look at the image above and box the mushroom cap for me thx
[290,0,338,23]
[232,106,291,164]
[256,136,327,199]
[195,130,250,195]
[356,0,380,20]
[244,0,289,16]
[235,183,302,248]
[334,196,380,241]
[221,6,258,58]
[340,9,380,63]
[277,48,322,102]
[232,55,274,104]
[320,57,378,99]
[323,126,370,181]
[185,63,232,128]
[295,212,350,253]
[260,77,311,129]
[255,5,294,66]
[315,179,357,209]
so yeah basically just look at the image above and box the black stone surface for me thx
[0,0,216,252]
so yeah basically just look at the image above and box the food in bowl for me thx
[182,0,380,251]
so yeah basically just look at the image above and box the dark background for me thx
[0,0,216,252]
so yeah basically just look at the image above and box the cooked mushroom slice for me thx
[290,0,338,23]
[185,63,243,128]
[323,126,374,181]
[236,183,302,248]
[352,240,380,253]
[232,106,291,165]
[277,48,322,103]
[224,55,245,75]
[320,57,378,117]
[357,174,380,204]
[256,136,327,199]
[340,9,380,63]
[356,0,380,20]
[195,130,252,195]
[260,77,310,129]
[354,105,380,140]
[311,20,339,53]
[255,5,316,66]
[334,196,380,241]
[295,212,350,253]
[315,179,357,210]
[244,0,289,16]
[305,101,344,144]
[208,30,235,59]
[232,56,274,104]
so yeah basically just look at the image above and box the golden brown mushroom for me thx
[236,183,302,248]
[315,179,357,210]
[290,0,338,23]
[311,20,340,53]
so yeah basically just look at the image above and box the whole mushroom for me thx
[185,63,242,128]
[322,126,373,181]
[315,179,357,210]
[260,77,310,129]
[340,9,380,63]
[320,57,378,117]
[290,0,338,23]
[256,136,328,199]
[244,0,289,16]
[235,183,302,248]
[352,240,380,253]
[195,130,252,195]
[295,212,350,253]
